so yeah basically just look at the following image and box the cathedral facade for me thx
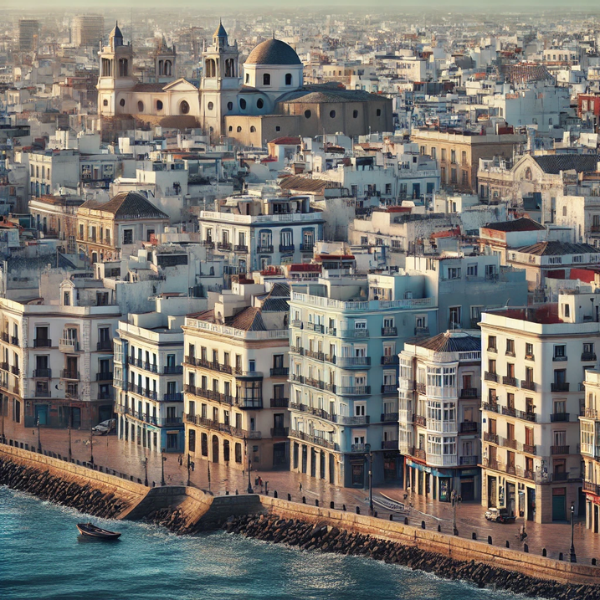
[97,22,393,145]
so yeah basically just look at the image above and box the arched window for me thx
[164,60,172,77]
[376,108,381,116]
[525,167,532,181]
[207,102,214,111]
[257,98,264,109]
[119,58,128,77]
[227,101,233,111]
[137,101,144,112]
[237,126,242,132]
[285,73,292,86]
[156,100,163,110]
[228,126,233,132]
[263,73,271,86]
[158,60,164,75]
[119,98,125,107]
[250,126,256,132]
[304,110,311,119]
[205,59,216,78]
[353,110,358,118]
[245,73,250,84]
[329,110,336,118]
[225,59,235,77]
[103,99,108,107]
[180,100,190,115]
[240,99,246,110]
[201,433,208,456]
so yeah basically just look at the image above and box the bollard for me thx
[390,514,394,521]
[421,521,425,529]
[592,558,597,566]
[235,489,238,495]
[356,506,360,514]
[438,524,441,533]
[559,552,563,561]
[542,548,547,557]
[404,516,409,525]
[374,511,378,518]
[330,501,335,509]
[488,536,492,545]
[524,543,528,553]
[343,504,346,511]
[226,490,229,495]
[472,532,477,540]
[288,493,292,501]
[315,499,319,507]
[152,481,156,488]
[274,491,278,499]
[505,540,510,548]
[302,496,306,504]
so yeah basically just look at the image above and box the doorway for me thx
[34,404,48,426]
[351,461,364,487]
[552,488,566,521]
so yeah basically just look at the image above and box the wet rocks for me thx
[143,507,188,533]
[0,458,129,519]
[223,515,600,600]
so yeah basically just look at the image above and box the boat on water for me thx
[76,523,121,540]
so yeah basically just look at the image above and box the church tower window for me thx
[180,101,190,115]
[285,73,292,85]
[227,102,233,111]
[257,99,264,109]
[156,100,163,111]
[137,101,144,112]
[118,59,128,77]
[240,99,247,110]
[263,73,271,86]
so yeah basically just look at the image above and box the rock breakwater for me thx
[224,514,600,600]
[0,458,130,519]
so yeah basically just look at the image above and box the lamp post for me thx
[141,456,148,487]
[68,424,72,462]
[569,502,577,563]
[365,443,373,516]
[207,458,211,492]
[1,396,5,444]
[161,448,166,486]
[36,417,41,453]
[89,422,94,465]
[186,453,192,487]
[245,437,253,493]
[451,489,460,536]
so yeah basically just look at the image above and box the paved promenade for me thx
[3,417,600,565]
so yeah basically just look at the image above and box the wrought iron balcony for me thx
[502,376,518,387]
[234,244,248,253]
[521,380,536,391]
[164,365,183,375]
[460,421,478,433]
[96,371,113,381]
[551,445,570,455]
[336,356,371,367]
[381,412,399,422]
[33,369,52,379]
[163,393,183,402]
[97,340,112,351]
[381,384,397,394]
[337,385,371,395]
[270,397,289,408]
[381,355,399,365]
[381,327,397,336]
[217,241,232,251]
[60,370,79,380]
[33,338,52,348]
[271,427,289,437]
[381,440,398,450]
[257,245,274,253]
[484,371,498,382]
[551,382,569,392]
[270,367,289,377]
[279,244,295,253]
[582,352,597,361]
[550,412,569,422]
[460,388,478,398]
[482,402,500,413]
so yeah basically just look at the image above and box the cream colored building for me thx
[183,279,290,472]
[480,293,599,523]
[581,369,600,533]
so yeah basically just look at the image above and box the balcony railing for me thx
[460,388,479,399]
[381,440,398,450]
[381,385,397,394]
[584,481,600,495]
[482,401,499,413]
[60,370,80,380]
[33,368,52,378]
[521,380,536,391]
[381,412,399,422]
[582,352,597,361]
[338,329,369,339]
[336,415,370,426]
[551,382,570,392]
[553,355,568,362]
[381,355,399,365]
[337,386,371,395]
[217,241,232,251]
[551,445,570,455]
[279,244,295,253]
[271,427,289,437]
[96,371,113,381]
[484,371,498,382]
[414,415,426,426]
[164,365,183,375]
[583,408,599,419]
[350,443,369,453]
[381,327,397,336]
[337,356,371,367]
[234,244,248,253]
[484,431,499,445]
[460,456,478,465]
[10,366,19,376]
[289,428,337,451]
[59,338,80,352]
[270,367,289,377]
[33,338,52,348]
[460,421,478,433]
[502,376,518,387]
[300,243,314,253]
[270,397,289,408]
[163,393,183,402]
[257,245,274,254]
[235,398,263,409]
[97,340,112,351]
[35,388,51,398]
[550,412,569,422]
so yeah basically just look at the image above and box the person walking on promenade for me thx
[299,482,303,493]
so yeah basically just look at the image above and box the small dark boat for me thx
[77,522,121,540]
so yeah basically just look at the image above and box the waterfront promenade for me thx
[3,418,600,564]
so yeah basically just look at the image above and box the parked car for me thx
[92,419,116,436]
[484,507,516,523]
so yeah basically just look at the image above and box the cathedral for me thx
[97,22,393,146]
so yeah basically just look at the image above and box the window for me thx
[554,345,566,360]
[207,102,214,110]
[227,102,233,110]
[330,110,336,118]
[137,101,144,112]
[263,73,271,86]
[354,320,367,330]
[448,306,461,328]
[119,98,125,107]
[180,100,190,114]
[285,73,292,85]
[257,98,264,109]
[103,99,108,107]
[467,264,477,277]
[123,229,133,245]
[447,267,461,279]
[240,99,246,109]
[506,339,515,356]
[156,100,163,110]
[525,343,534,358]
[304,110,311,119]
[376,108,381,116]
[353,110,358,118]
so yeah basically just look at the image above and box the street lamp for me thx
[245,437,253,493]
[365,443,373,516]
[186,453,193,487]
[161,448,166,486]
[89,422,94,465]
[207,458,211,492]
[36,417,41,453]
[569,502,577,563]
[451,489,460,536]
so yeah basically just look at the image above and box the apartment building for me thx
[410,126,525,193]
[198,195,324,274]
[288,270,437,488]
[77,191,170,263]
[480,292,599,523]
[581,370,600,532]
[399,331,482,503]
[183,280,290,471]
[114,296,205,454]
[0,274,120,431]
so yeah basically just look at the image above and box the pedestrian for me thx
[265,481,269,495]
[299,482,303,493]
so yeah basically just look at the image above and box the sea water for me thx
[0,486,525,600]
